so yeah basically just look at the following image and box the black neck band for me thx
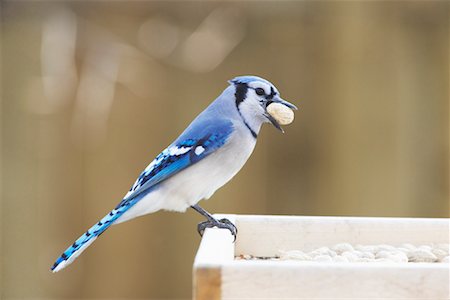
[234,83,257,139]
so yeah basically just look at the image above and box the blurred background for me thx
[1,1,448,299]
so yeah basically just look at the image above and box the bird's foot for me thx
[197,218,237,241]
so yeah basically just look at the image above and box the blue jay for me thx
[51,75,296,272]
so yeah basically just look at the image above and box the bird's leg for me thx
[190,204,237,241]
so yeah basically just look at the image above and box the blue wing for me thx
[117,118,234,207]
[51,118,234,272]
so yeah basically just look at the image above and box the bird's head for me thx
[229,76,297,134]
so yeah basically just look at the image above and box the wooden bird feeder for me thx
[193,215,449,299]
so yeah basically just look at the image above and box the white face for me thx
[239,81,279,122]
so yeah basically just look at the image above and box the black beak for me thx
[265,113,284,132]
[273,97,298,110]
[265,97,298,133]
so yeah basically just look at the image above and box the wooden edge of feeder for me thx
[193,266,221,300]
[193,214,236,300]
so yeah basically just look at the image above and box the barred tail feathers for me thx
[51,197,138,272]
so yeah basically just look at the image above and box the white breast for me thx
[116,127,256,224]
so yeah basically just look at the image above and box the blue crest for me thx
[229,75,272,85]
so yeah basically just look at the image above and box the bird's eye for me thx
[255,88,265,96]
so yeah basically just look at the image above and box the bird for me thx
[51,75,297,272]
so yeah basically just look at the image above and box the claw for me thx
[218,218,237,239]
[196,218,237,242]
[197,220,209,237]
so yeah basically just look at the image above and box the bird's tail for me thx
[51,198,137,272]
